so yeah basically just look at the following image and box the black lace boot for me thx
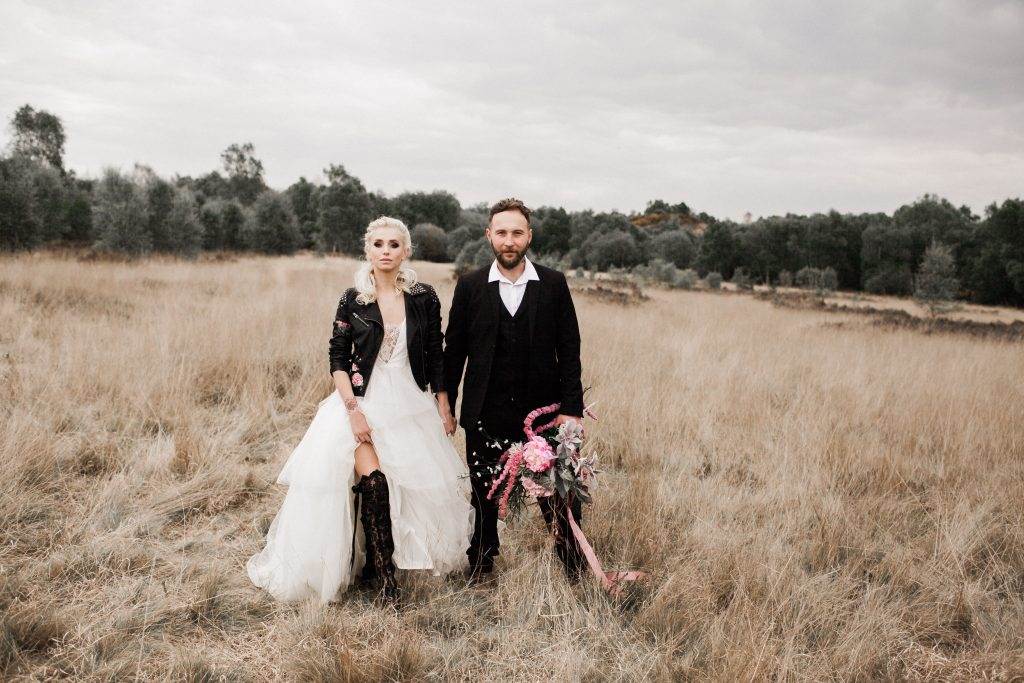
[354,470,400,606]
[351,483,378,588]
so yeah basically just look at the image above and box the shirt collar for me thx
[488,257,540,286]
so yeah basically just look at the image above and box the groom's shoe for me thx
[354,470,401,607]
[464,553,495,585]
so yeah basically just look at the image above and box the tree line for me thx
[2,104,1022,307]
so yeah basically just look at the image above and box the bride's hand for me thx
[436,394,456,436]
[440,410,456,436]
[349,410,373,443]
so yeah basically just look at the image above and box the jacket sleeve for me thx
[554,274,584,417]
[442,276,470,413]
[425,285,445,393]
[328,289,353,376]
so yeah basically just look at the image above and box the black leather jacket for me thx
[328,282,445,397]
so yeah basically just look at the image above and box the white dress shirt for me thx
[488,257,540,316]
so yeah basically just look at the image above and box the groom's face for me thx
[486,210,532,270]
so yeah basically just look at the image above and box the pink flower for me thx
[522,436,556,473]
[520,475,553,498]
[335,320,351,330]
[351,373,364,387]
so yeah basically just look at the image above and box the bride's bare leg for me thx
[354,442,381,477]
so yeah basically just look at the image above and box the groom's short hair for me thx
[489,197,531,226]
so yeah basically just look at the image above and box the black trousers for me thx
[465,403,584,573]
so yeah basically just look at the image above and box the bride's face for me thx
[366,227,408,273]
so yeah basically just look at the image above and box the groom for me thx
[440,197,585,581]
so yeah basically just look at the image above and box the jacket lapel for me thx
[524,278,540,342]
[362,300,383,327]
[487,279,501,322]
[404,291,417,350]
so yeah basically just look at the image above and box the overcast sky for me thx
[1,1,1022,219]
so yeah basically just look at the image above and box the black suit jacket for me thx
[443,261,584,429]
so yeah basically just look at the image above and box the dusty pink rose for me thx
[522,436,556,473]
[520,475,553,498]
[351,372,364,387]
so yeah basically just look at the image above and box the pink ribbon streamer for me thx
[565,503,646,596]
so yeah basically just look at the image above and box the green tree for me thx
[138,167,176,251]
[182,171,231,204]
[644,199,690,215]
[286,176,320,248]
[0,156,41,250]
[411,223,448,262]
[583,230,643,271]
[459,207,488,231]
[163,189,204,256]
[389,191,461,231]
[221,142,266,205]
[242,190,300,254]
[821,266,838,292]
[569,211,635,250]
[92,169,150,255]
[446,224,478,261]
[9,104,66,172]
[914,242,960,314]
[731,266,753,290]
[893,194,973,272]
[63,180,93,243]
[646,229,696,269]
[317,164,372,254]
[200,199,247,251]
[795,266,823,290]
[23,159,68,243]
[965,198,1024,306]
[532,206,571,255]
[861,220,913,295]
[696,221,739,277]
[454,237,492,275]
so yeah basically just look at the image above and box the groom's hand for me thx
[554,414,582,429]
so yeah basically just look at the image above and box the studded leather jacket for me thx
[328,283,445,397]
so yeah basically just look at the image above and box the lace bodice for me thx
[378,319,406,364]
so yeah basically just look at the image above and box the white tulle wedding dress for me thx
[247,319,474,603]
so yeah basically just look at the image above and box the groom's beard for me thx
[493,244,528,269]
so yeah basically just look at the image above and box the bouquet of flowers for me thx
[484,401,646,596]
[486,403,599,520]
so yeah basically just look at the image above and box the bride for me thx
[247,216,474,606]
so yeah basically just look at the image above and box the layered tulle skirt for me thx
[246,361,474,603]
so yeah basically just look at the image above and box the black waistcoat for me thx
[483,296,532,415]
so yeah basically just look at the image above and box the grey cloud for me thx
[1,0,1021,219]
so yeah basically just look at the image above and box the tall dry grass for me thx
[1,251,1022,681]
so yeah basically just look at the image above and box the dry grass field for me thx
[2,251,1023,681]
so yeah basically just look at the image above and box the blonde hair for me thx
[353,216,418,304]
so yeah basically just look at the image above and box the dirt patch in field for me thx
[759,291,1024,342]
[571,279,650,306]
